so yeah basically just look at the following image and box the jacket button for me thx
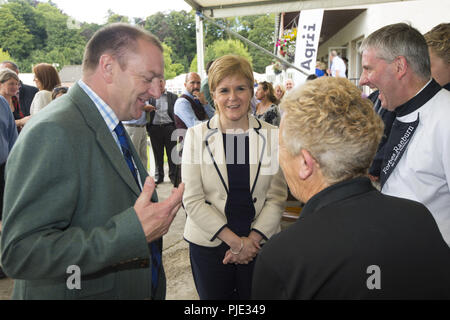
[253,198,257,203]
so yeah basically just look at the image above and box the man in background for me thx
[329,50,347,78]
[174,72,214,129]
[147,79,178,186]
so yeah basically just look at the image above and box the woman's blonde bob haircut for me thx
[280,77,384,184]
[208,55,255,111]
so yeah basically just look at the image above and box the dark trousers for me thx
[189,242,255,300]
[147,124,177,183]
[0,162,5,221]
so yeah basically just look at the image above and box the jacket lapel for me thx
[248,116,264,193]
[69,83,141,197]
[205,116,229,192]
[205,115,265,194]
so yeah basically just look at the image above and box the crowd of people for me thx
[0,21,449,300]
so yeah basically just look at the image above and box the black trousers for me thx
[147,124,177,183]
[0,162,5,221]
[189,242,255,300]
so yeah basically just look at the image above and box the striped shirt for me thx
[78,80,143,189]
[78,80,121,150]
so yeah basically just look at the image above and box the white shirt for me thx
[331,56,346,78]
[382,87,450,246]
[30,90,52,115]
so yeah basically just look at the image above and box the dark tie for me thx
[114,122,162,298]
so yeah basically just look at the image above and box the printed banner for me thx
[294,9,324,81]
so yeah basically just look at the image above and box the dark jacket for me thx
[252,178,450,300]
[19,82,39,117]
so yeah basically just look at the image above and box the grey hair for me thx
[0,68,20,83]
[0,61,19,73]
[359,23,431,79]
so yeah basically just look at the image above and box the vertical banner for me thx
[294,9,324,85]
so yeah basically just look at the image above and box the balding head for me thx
[0,61,19,75]
[185,72,201,95]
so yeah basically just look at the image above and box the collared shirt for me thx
[78,80,121,150]
[123,111,147,126]
[78,80,143,189]
[174,90,215,128]
[382,80,450,246]
[331,56,347,78]
[0,96,18,164]
[153,91,173,125]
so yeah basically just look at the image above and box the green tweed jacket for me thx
[0,83,165,300]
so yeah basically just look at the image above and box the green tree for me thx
[106,9,130,24]
[162,43,185,80]
[0,48,12,62]
[35,3,85,50]
[247,14,276,73]
[3,0,47,51]
[0,7,33,60]
[190,39,252,72]
[145,10,196,72]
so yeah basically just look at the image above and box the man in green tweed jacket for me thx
[0,23,184,300]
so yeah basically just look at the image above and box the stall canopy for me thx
[184,0,415,76]
[184,0,413,18]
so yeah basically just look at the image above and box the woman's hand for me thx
[223,237,261,265]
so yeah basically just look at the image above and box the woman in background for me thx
[0,68,27,131]
[30,63,61,115]
[52,86,69,100]
[254,81,280,126]
[274,83,286,103]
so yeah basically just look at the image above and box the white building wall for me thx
[317,0,450,84]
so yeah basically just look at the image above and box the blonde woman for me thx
[182,55,287,300]
[424,23,450,90]
[274,83,286,102]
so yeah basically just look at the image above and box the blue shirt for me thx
[78,80,143,189]
[123,111,147,126]
[174,90,215,128]
[0,96,18,164]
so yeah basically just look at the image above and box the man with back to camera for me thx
[359,23,450,246]
[252,77,450,299]
[0,23,184,300]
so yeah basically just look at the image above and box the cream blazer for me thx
[182,114,287,247]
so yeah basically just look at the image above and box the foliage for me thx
[0,48,12,62]
[276,28,297,63]
[247,14,276,73]
[144,10,197,73]
[0,1,276,79]
[162,43,185,80]
[190,39,252,72]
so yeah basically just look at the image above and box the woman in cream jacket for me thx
[182,55,287,300]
